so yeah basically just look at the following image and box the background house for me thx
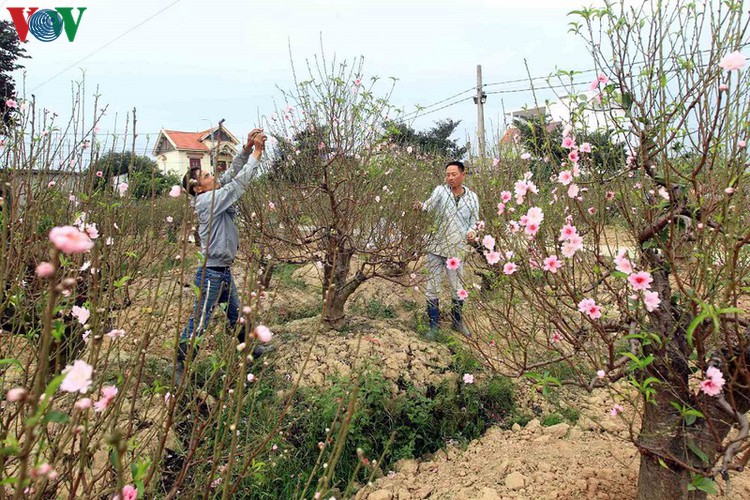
[502,95,627,147]
[152,126,240,177]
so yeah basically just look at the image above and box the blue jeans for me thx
[180,267,240,344]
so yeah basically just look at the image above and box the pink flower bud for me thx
[6,387,28,402]
[254,325,273,343]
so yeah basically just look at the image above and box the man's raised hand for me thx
[251,130,268,159]
[244,128,263,153]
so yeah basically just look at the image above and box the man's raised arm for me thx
[217,128,263,186]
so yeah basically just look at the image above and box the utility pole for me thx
[473,64,487,159]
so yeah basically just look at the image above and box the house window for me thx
[189,158,201,170]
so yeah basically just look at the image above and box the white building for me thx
[152,127,240,177]
[502,95,626,145]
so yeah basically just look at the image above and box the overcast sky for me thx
[3,0,602,156]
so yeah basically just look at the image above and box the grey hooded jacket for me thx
[194,149,259,267]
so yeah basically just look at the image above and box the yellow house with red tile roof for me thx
[152,126,240,177]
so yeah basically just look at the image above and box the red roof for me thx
[163,130,209,151]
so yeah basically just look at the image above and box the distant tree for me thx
[269,126,327,185]
[90,151,179,198]
[385,119,467,158]
[0,20,28,128]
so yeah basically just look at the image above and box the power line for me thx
[402,96,474,121]
[483,70,599,88]
[399,87,474,119]
[403,80,592,122]
[30,0,185,91]
[400,42,747,123]
[485,80,591,95]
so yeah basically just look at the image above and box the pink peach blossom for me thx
[60,360,93,394]
[578,298,602,319]
[559,224,577,241]
[113,485,137,500]
[526,207,544,225]
[71,306,90,325]
[49,226,94,254]
[614,250,633,274]
[628,271,653,291]
[6,387,27,402]
[254,325,273,343]
[719,51,746,71]
[643,291,661,312]
[485,251,501,265]
[543,255,563,273]
[503,262,518,275]
[446,257,461,271]
[558,170,573,185]
[700,366,725,396]
[457,289,469,300]
[36,262,55,278]
[94,386,118,412]
[482,234,495,251]
[169,185,182,197]
[561,242,578,258]
[106,329,126,339]
[74,398,92,410]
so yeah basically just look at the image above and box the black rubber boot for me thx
[426,298,440,340]
[173,341,190,386]
[451,299,471,337]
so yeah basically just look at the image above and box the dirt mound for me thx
[274,316,454,392]
[357,421,638,500]
[356,394,750,500]
[357,420,750,500]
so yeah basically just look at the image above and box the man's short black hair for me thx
[183,166,201,197]
[445,161,465,173]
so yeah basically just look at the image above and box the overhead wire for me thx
[29,0,185,92]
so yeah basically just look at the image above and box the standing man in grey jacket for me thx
[174,128,267,382]
[416,161,479,340]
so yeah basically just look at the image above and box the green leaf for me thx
[0,358,22,369]
[686,310,710,347]
[688,441,709,465]
[43,411,70,424]
[621,91,634,112]
[688,475,718,494]
[114,275,131,288]
[612,271,628,279]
